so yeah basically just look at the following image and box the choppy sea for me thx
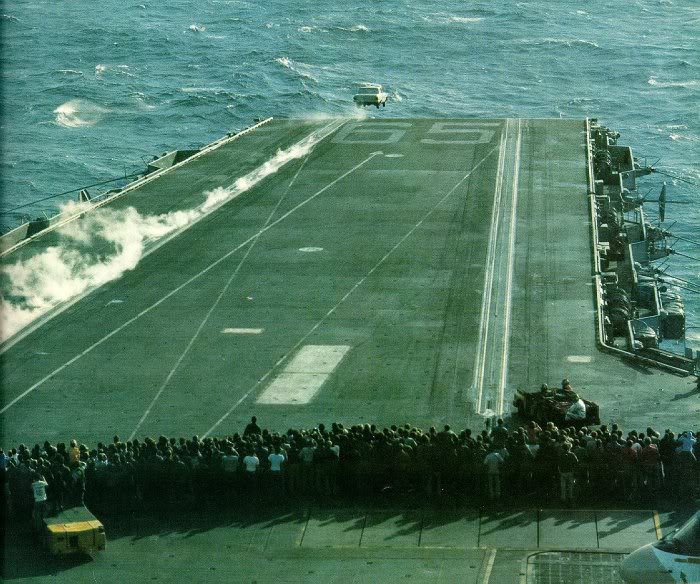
[1,0,698,336]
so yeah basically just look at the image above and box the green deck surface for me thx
[5,505,695,583]
[2,117,693,446]
[2,117,697,583]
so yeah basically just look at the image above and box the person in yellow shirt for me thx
[68,439,81,465]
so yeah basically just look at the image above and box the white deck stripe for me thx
[473,122,509,413]
[1,137,378,416]
[496,118,522,414]
[256,345,351,404]
[480,549,497,584]
[203,143,500,437]
[473,118,522,415]
[222,328,264,334]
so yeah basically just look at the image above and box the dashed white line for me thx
[222,328,265,335]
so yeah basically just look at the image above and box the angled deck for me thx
[1,118,693,447]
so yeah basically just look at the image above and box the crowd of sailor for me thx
[4,416,698,520]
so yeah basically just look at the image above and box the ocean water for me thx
[1,0,698,335]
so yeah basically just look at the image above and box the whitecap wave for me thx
[448,16,483,23]
[519,37,600,49]
[189,24,206,32]
[181,86,228,94]
[95,63,134,78]
[336,24,370,32]
[54,99,109,128]
[648,77,699,88]
[669,133,698,143]
[274,57,318,82]
[130,91,156,110]
[56,69,83,76]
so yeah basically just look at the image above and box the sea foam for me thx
[54,99,109,128]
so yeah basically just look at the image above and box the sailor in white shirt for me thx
[565,395,587,422]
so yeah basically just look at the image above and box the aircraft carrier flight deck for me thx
[1,117,695,445]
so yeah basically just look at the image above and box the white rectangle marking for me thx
[222,328,264,334]
[257,345,351,404]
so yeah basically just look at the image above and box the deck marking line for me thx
[0,119,343,356]
[1,147,376,415]
[256,345,352,404]
[496,118,522,414]
[222,328,264,334]
[480,549,497,584]
[128,153,310,440]
[473,121,509,413]
[653,510,662,540]
[518,558,528,584]
[473,118,522,415]
[203,143,500,436]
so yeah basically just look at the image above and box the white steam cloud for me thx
[0,133,324,343]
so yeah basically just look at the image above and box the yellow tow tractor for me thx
[40,505,106,556]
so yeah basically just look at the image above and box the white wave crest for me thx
[189,24,206,32]
[648,77,699,88]
[519,37,600,49]
[95,63,134,78]
[336,24,370,32]
[449,16,483,23]
[0,133,325,342]
[54,99,109,128]
[56,69,83,76]
[669,133,699,143]
[274,57,318,82]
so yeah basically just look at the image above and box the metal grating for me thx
[526,552,626,584]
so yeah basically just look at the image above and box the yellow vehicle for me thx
[41,506,106,555]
